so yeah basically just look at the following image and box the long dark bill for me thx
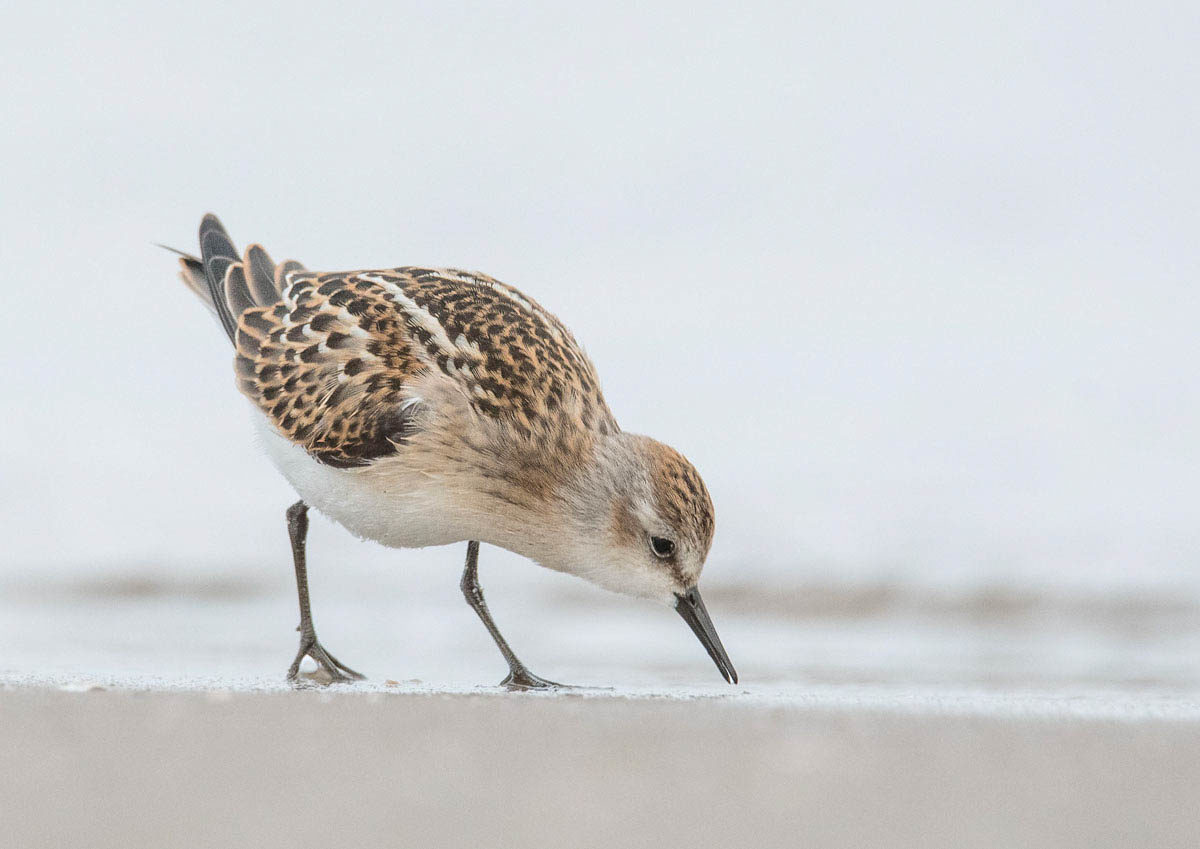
[674,587,738,684]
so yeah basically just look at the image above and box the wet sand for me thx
[2,685,1199,849]
[4,569,1200,847]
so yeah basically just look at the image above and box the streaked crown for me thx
[641,438,715,582]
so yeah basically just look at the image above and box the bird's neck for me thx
[471,430,643,574]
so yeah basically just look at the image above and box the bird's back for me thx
[176,215,617,470]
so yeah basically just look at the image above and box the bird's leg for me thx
[460,541,562,690]
[285,501,365,684]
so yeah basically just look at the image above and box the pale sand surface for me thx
[1,684,1199,849]
[3,570,1200,847]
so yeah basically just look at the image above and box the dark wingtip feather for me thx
[198,214,240,342]
[245,244,280,306]
[199,213,227,238]
[223,263,256,320]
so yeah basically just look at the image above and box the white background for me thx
[2,1,1198,599]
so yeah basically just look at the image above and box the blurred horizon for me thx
[2,1,1198,599]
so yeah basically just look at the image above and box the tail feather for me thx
[179,256,216,314]
[165,215,307,344]
[158,244,217,315]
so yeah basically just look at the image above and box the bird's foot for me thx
[287,631,365,685]
[500,667,564,691]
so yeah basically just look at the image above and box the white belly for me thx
[253,416,469,549]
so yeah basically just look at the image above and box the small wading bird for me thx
[166,215,736,689]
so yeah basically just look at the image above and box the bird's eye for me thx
[650,536,676,558]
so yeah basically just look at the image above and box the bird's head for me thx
[544,433,737,684]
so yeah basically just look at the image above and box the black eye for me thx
[650,536,676,558]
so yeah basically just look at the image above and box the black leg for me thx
[286,501,364,684]
[460,541,561,690]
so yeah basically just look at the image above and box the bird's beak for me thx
[674,587,738,684]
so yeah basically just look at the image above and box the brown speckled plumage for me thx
[232,267,617,468]
[178,222,620,470]
[234,272,424,467]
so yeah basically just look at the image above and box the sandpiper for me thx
[167,214,736,689]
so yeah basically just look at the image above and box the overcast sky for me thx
[1,2,1197,592]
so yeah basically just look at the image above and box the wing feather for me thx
[222,262,256,319]
[234,272,425,467]
[244,244,279,306]
[199,215,242,341]
[173,215,617,470]
[174,217,308,340]
[274,259,305,293]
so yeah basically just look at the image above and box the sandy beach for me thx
[1,684,1198,849]
[4,567,1200,847]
